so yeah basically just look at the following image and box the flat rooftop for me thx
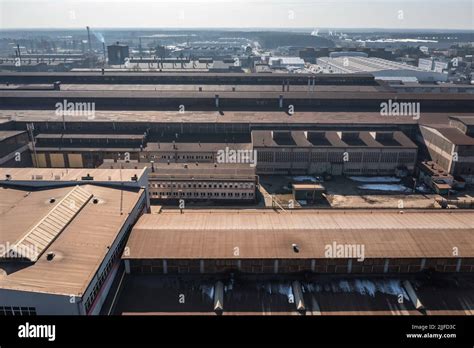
[100,162,256,180]
[0,167,147,185]
[56,84,385,93]
[0,184,145,296]
[1,89,471,101]
[1,110,470,125]
[318,57,430,74]
[124,209,474,260]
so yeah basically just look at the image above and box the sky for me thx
[0,0,473,30]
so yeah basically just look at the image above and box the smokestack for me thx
[16,44,21,60]
[86,26,92,54]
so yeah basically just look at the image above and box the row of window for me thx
[144,154,213,160]
[259,151,416,164]
[0,306,36,316]
[151,191,253,198]
[150,182,254,189]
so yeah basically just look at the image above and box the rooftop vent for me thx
[46,252,55,261]
[292,243,300,253]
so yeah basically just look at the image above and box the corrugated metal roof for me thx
[0,185,145,295]
[124,210,474,259]
[2,186,92,261]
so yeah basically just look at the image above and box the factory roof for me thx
[0,184,145,295]
[318,57,430,74]
[1,89,471,101]
[420,125,474,146]
[0,130,26,141]
[252,130,417,148]
[124,210,474,260]
[100,162,256,180]
[35,133,145,140]
[0,167,147,186]
[57,83,384,93]
[2,109,469,125]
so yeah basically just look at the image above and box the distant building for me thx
[107,42,129,65]
[268,57,305,69]
[418,58,449,73]
[329,51,368,58]
[317,56,448,82]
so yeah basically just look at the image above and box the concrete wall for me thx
[0,288,81,315]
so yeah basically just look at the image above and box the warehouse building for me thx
[317,57,448,82]
[110,209,474,315]
[253,130,417,175]
[0,168,148,315]
[419,116,474,184]
[100,161,257,203]
[123,209,474,276]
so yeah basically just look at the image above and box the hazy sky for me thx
[0,0,473,30]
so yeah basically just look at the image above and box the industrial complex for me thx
[0,69,473,317]
[0,15,474,322]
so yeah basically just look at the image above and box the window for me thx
[0,306,37,316]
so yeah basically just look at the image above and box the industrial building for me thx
[107,42,129,65]
[419,116,474,184]
[268,57,305,70]
[109,209,474,315]
[317,57,448,82]
[253,130,417,175]
[0,168,148,315]
[124,209,474,275]
[100,161,257,203]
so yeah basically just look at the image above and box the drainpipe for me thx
[403,280,424,311]
[292,280,305,313]
[214,281,224,313]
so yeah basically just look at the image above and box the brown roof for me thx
[252,130,416,148]
[422,125,474,145]
[124,210,474,260]
[0,167,147,184]
[0,184,145,295]
[0,130,26,142]
[2,109,471,125]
